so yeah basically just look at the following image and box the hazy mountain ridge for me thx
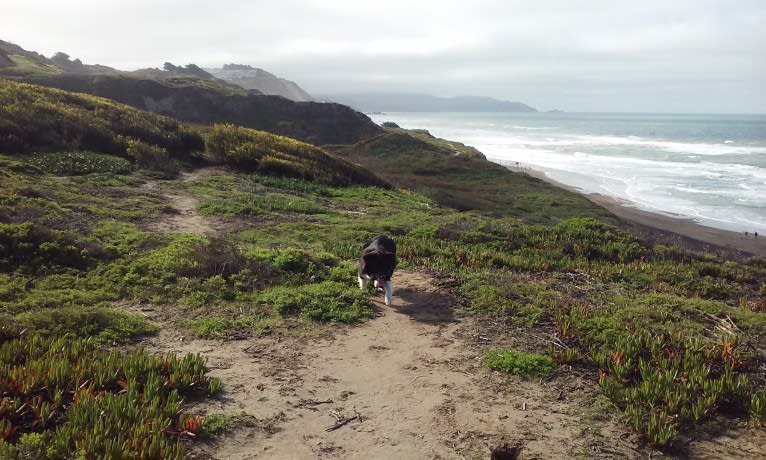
[323,92,537,112]
[207,64,313,102]
[0,41,253,95]
[0,78,388,187]
[0,39,379,146]
[0,39,303,99]
[16,73,380,146]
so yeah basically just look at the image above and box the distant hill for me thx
[0,78,388,187]
[129,62,235,85]
[0,39,234,84]
[14,73,380,146]
[0,39,118,76]
[0,39,380,146]
[208,64,313,102]
[322,93,537,113]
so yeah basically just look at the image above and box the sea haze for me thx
[369,112,766,233]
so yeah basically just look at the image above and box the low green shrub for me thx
[125,138,178,177]
[179,275,236,308]
[198,412,258,438]
[258,281,371,323]
[88,221,153,255]
[15,306,157,342]
[251,174,331,196]
[186,313,274,339]
[327,260,358,283]
[482,349,557,376]
[0,222,106,274]
[268,248,314,273]
[129,234,218,280]
[23,151,133,176]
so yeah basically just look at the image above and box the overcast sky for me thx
[3,0,765,112]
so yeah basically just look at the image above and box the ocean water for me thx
[368,112,766,233]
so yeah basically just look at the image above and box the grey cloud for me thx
[2,0,764,112]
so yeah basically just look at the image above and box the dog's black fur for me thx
[358,235,397,305]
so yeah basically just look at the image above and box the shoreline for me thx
[515,166,766,258]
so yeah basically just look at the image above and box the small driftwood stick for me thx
[325,413,361,432]
[294,398,333,408]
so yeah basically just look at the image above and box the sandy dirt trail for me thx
[141,169,221,236]
[132,169,622,457]
[136,271,635,460]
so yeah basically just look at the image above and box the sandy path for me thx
[134,271,636,459]
[141,169,221,235]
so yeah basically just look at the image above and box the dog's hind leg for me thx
[384,280,393,306]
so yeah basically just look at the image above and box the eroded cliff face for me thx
[15,74,380,146]
[207,64,314,102]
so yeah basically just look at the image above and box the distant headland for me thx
[319,92,537,112]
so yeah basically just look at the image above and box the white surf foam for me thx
[370,112,766,232]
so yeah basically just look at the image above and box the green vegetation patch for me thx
[22,151,133,176]
[14,306,158,343]
[482,349,557,376]
[205,123,388,187]
[0,326,220,458]
[0,155,170,227]
[0,222,105,274]
[332,130,615,224]
[186,315,270,339]
[198,412,258,438]
[594,331,763,446]
[257,281,372,323]
[199,191,327,216]
[0,79,203,167]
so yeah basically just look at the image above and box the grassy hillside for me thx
[0,40,62,76]
[331,128,616,225]
[13,73,382,146]
[0,40,116,77]
[1,152,764,454]
[0,78,386,187]
[0,79,203,161]
[0,77,764,456]
[205,123,388,187]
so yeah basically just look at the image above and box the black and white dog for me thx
[358,235,397,306]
